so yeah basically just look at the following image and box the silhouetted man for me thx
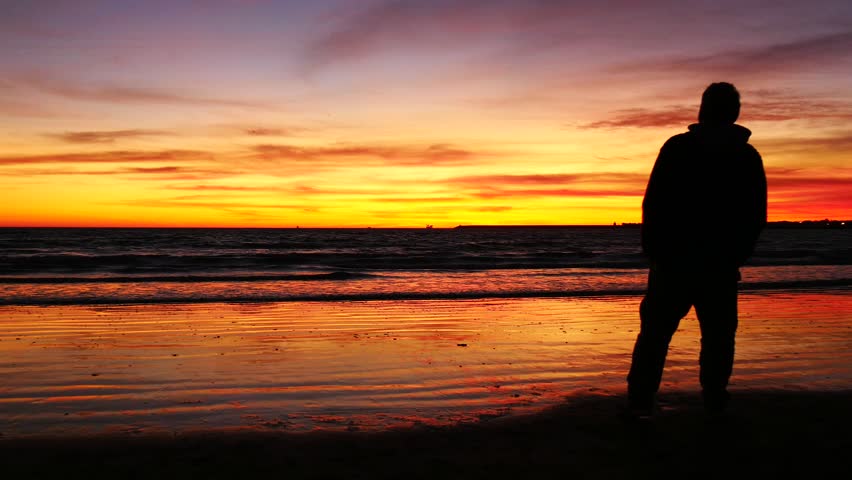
[627,82,767,416]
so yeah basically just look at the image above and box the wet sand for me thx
[1,292,850,477]
[1,292,850,438]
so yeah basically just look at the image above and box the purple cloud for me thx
[48,129,173,143]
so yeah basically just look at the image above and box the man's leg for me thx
[627,267,692,410]
[694,271,739,413]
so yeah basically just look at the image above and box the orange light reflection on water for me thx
[0,292,849,438]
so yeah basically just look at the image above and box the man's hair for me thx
[698,82,740,125]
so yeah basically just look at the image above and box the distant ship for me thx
[425,225,433,229]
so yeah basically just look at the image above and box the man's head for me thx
[698,82,740,125]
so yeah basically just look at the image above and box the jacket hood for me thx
[688,123,752,143]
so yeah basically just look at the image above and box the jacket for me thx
[641,123,767,269]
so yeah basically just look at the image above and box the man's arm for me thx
[735,146,767,266]
[641,140,676,261]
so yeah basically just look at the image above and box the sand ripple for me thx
[1,293,850,437]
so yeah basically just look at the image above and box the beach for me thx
[1,227,850,476]
[1,292,850,477]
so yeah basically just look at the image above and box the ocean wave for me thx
[4,252,848,278]
[0,252,649,275]
[0,271,376,284]
[1,228,849,277]
[1,279,847,306]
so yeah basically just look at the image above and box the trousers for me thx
[627,265,739,406]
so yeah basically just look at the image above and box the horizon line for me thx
[0,219,847,229]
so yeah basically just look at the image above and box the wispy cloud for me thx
[306,0,852,82]
[164,184,279,192]
[445,172,647,199]
[305,0,631,71]
[244,127,306,137]
[366,204,513,219]
[0,149,212,166]
[757,132,852,155]
[585,93,852,129]
[743,91,852,123]
[583,107,695,129]
[473,206,513,212]
[447,173,646,187]
[369,196,467,203]
[0,147,234,181]
[48,129,173,143]
[0,165,234,180]
[251,142,481,167]
[307,1,513,69]
[626,31,852,77]
[120,198,314,211]
[15,72,268,109]
[127,166,185,174]
[766,167,852,190]
[289,185,408,196]
[471,188,646,199]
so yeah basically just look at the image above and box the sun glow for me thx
[2,1,850,227]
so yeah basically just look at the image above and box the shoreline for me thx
[1,282,848,307]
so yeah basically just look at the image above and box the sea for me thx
[1,226,849,305]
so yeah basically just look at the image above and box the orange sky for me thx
[1,1,850,227]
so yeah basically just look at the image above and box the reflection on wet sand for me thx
[0,292,849,438]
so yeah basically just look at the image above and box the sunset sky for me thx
[1,0,850,227]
